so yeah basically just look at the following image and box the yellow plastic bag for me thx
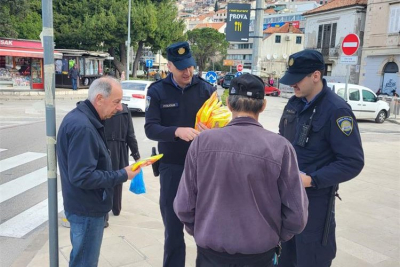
[195,92,231,130]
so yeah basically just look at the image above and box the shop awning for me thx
[0,47,63,59]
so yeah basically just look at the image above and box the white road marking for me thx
[0,152,46,172]
[0,167,47,203]
[0,148,7,152]
[0,192,63,238]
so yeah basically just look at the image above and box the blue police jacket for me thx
[279,80,364,195]
[145,74,215,165]
[57,100,128,217]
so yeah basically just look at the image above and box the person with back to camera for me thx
[104,103,141,227]
[277,49,364,267]
[145,41,216,267]
[174,73,309,266]
[57,76,147,267]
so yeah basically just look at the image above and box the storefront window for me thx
[55,59,62,74]
[86,59,95,75]
[94,60,98,75]
[62,59,68,74]
[79,58,84,75]
[68,59,75,69]
[99,61,103,75]
[31,58,42,84]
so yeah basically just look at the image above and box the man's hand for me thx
[197,122,210,132]
[124,166,142,180]
[300,173,313,187]
[175,127,200,142]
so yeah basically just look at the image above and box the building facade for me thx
[359,0,399,95]
[303,0,367,84]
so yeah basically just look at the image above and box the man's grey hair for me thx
[227,95,264,114]
[87,76,119,102]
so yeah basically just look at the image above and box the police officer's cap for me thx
[280,49,325,85]
[229,73,265,100]
[166,41,196,70]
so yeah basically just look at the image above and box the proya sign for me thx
[226,3,250,42]
[229,13,248,21]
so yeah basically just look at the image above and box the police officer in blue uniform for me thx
[145,41,215,267]
[277,50,364,267]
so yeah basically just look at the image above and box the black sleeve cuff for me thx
[132,152,140,161]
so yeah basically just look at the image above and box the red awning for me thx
[0,47,62,59]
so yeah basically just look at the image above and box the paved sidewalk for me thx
[5,90,400,267]
[21,136,400,267]
[0,88,89,101]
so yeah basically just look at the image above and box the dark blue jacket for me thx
[279,80,364,195]
[57,101,128,217]
[145,74,215,165]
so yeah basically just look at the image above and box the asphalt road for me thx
[0,92,399,267]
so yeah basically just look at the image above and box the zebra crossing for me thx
[0,149,63,238]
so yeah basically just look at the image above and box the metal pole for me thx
[159,50,161,70]
[126,0,131,80]
[344,64,349,101]
[251,0,264,76]
[41,0,58,266]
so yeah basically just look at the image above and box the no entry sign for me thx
[341,34,360,56]
[236,64,243,72]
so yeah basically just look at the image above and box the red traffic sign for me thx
[236,64,243,72]
[341,34,360,56]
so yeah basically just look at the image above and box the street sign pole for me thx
[126,0,131,80]
[345,65,350,101]
[341,34,360,101]
[41,0,58,265]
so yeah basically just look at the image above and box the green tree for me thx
[214,1,219,12]
[130,0,185,77]
[0,0,39,39]
[187,28,229,76]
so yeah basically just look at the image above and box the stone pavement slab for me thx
[10,94,400,267]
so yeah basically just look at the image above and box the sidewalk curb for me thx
[0,89,88,101]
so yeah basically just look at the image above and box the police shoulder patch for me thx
[145,96,151,111]
[336,116,353,136]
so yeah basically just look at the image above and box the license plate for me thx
[122,96,130,101]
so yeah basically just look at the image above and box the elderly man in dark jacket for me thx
[57,76,143,267]
[174,74,308,266]
[105,103,141,221]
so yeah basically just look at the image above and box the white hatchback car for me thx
[121,80,153,113]
[328,83,390,123]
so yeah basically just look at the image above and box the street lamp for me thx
[126,0,131,80]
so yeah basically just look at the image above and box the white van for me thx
[328,83,390,123]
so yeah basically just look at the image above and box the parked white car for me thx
[328,83,390,123]
[121,80,153,113]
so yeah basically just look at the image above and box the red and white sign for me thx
[236,64,243,72]
[341,34,360,56]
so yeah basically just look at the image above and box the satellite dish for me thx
[267,54,271,60]
[283,54,288,59]
[273,54,278,59]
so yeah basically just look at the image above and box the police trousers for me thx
[277,192,336,267]
[196,246,275,267]
[159,163,185,267]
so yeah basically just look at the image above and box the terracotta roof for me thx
[194,22,225,31]
[304,0,367,15]
[263,22,303,34]
[216,9,226,14]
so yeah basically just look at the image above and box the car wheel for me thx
[375,110,386,123]
[272,91,278,96]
